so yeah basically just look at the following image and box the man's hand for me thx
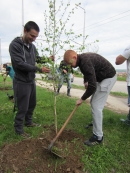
[76,99,83,106]
[63,69,67,74]
[49,55,55,61]
[84,82,88,89]
[41,67,50,73]
[115,55,126,65]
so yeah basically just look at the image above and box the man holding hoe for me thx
[64,50,116,146]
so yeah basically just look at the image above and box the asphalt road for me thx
[73,77,127,94]
[36,74,127,94]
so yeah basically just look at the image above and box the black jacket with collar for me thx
[76,52,116,100]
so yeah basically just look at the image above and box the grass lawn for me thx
[0,76,130,172]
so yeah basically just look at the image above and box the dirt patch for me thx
[0,125,86,173]
[0,87,12,90]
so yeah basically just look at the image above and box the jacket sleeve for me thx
[59,61,64,72]
[81,62,97,100]
[9,43,42,73]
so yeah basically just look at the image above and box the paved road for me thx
[36,74,127,94]
[36,79,128,113]
[72,77,127,94]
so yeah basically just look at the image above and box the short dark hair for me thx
[3,64,7,68]
[24,21,40,32]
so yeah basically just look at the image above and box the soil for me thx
[0,86,12,90]
[0,125,86,173]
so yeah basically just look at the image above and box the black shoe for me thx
[120,114,130,126]
[85,122,93,129]
[25,123,41,127]
[120,118,130,126]
[55,92,59,95]
[127,114,130,121]
[84,134,103,146]
[7,93,14,100]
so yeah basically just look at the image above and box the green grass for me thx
[117,76,126,81]
[74,73,83,78]
[0,75,13,90]
[0,77,130,173]
[110,92,128,97]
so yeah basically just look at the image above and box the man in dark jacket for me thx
[9,21,53,138]
[64,50,117,146]
[56,60,74,96]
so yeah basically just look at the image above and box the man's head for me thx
[3,64,7,68]
[23,21,40,44]
[64,50,77,68]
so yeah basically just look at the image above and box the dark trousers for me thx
[13,81,36,134]
[127,86,130,105]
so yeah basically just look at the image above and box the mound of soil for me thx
[0,125,86,173]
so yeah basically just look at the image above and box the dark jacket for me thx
[76,52,116,100]
[9,37,42,83]
[59,60,73,74]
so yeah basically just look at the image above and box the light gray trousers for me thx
[90,74,117,137]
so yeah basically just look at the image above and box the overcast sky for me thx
[0,0,130,70]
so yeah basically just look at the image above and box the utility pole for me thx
[75,4,86,52]
[22,0,24,35]
[0,39,2,72]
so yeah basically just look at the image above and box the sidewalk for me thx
[36,80,128,114]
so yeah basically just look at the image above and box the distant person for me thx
[9,21,54,139]
[64,50,117,146]
[2,63,15,100]
[115,45,130,125]
[56,60,74,97]
[2,63,15,81]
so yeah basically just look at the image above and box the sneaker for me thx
[25,123,41,127]
[85,122,93,129]
[55,92,59,96]
[7,93,14,100]
[67,93,71,97]
[121,119,130,126]
[84,134,103,146]
[17,132,31,139]
[127,114,130,121]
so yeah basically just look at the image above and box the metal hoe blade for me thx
[43,146,63,158]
